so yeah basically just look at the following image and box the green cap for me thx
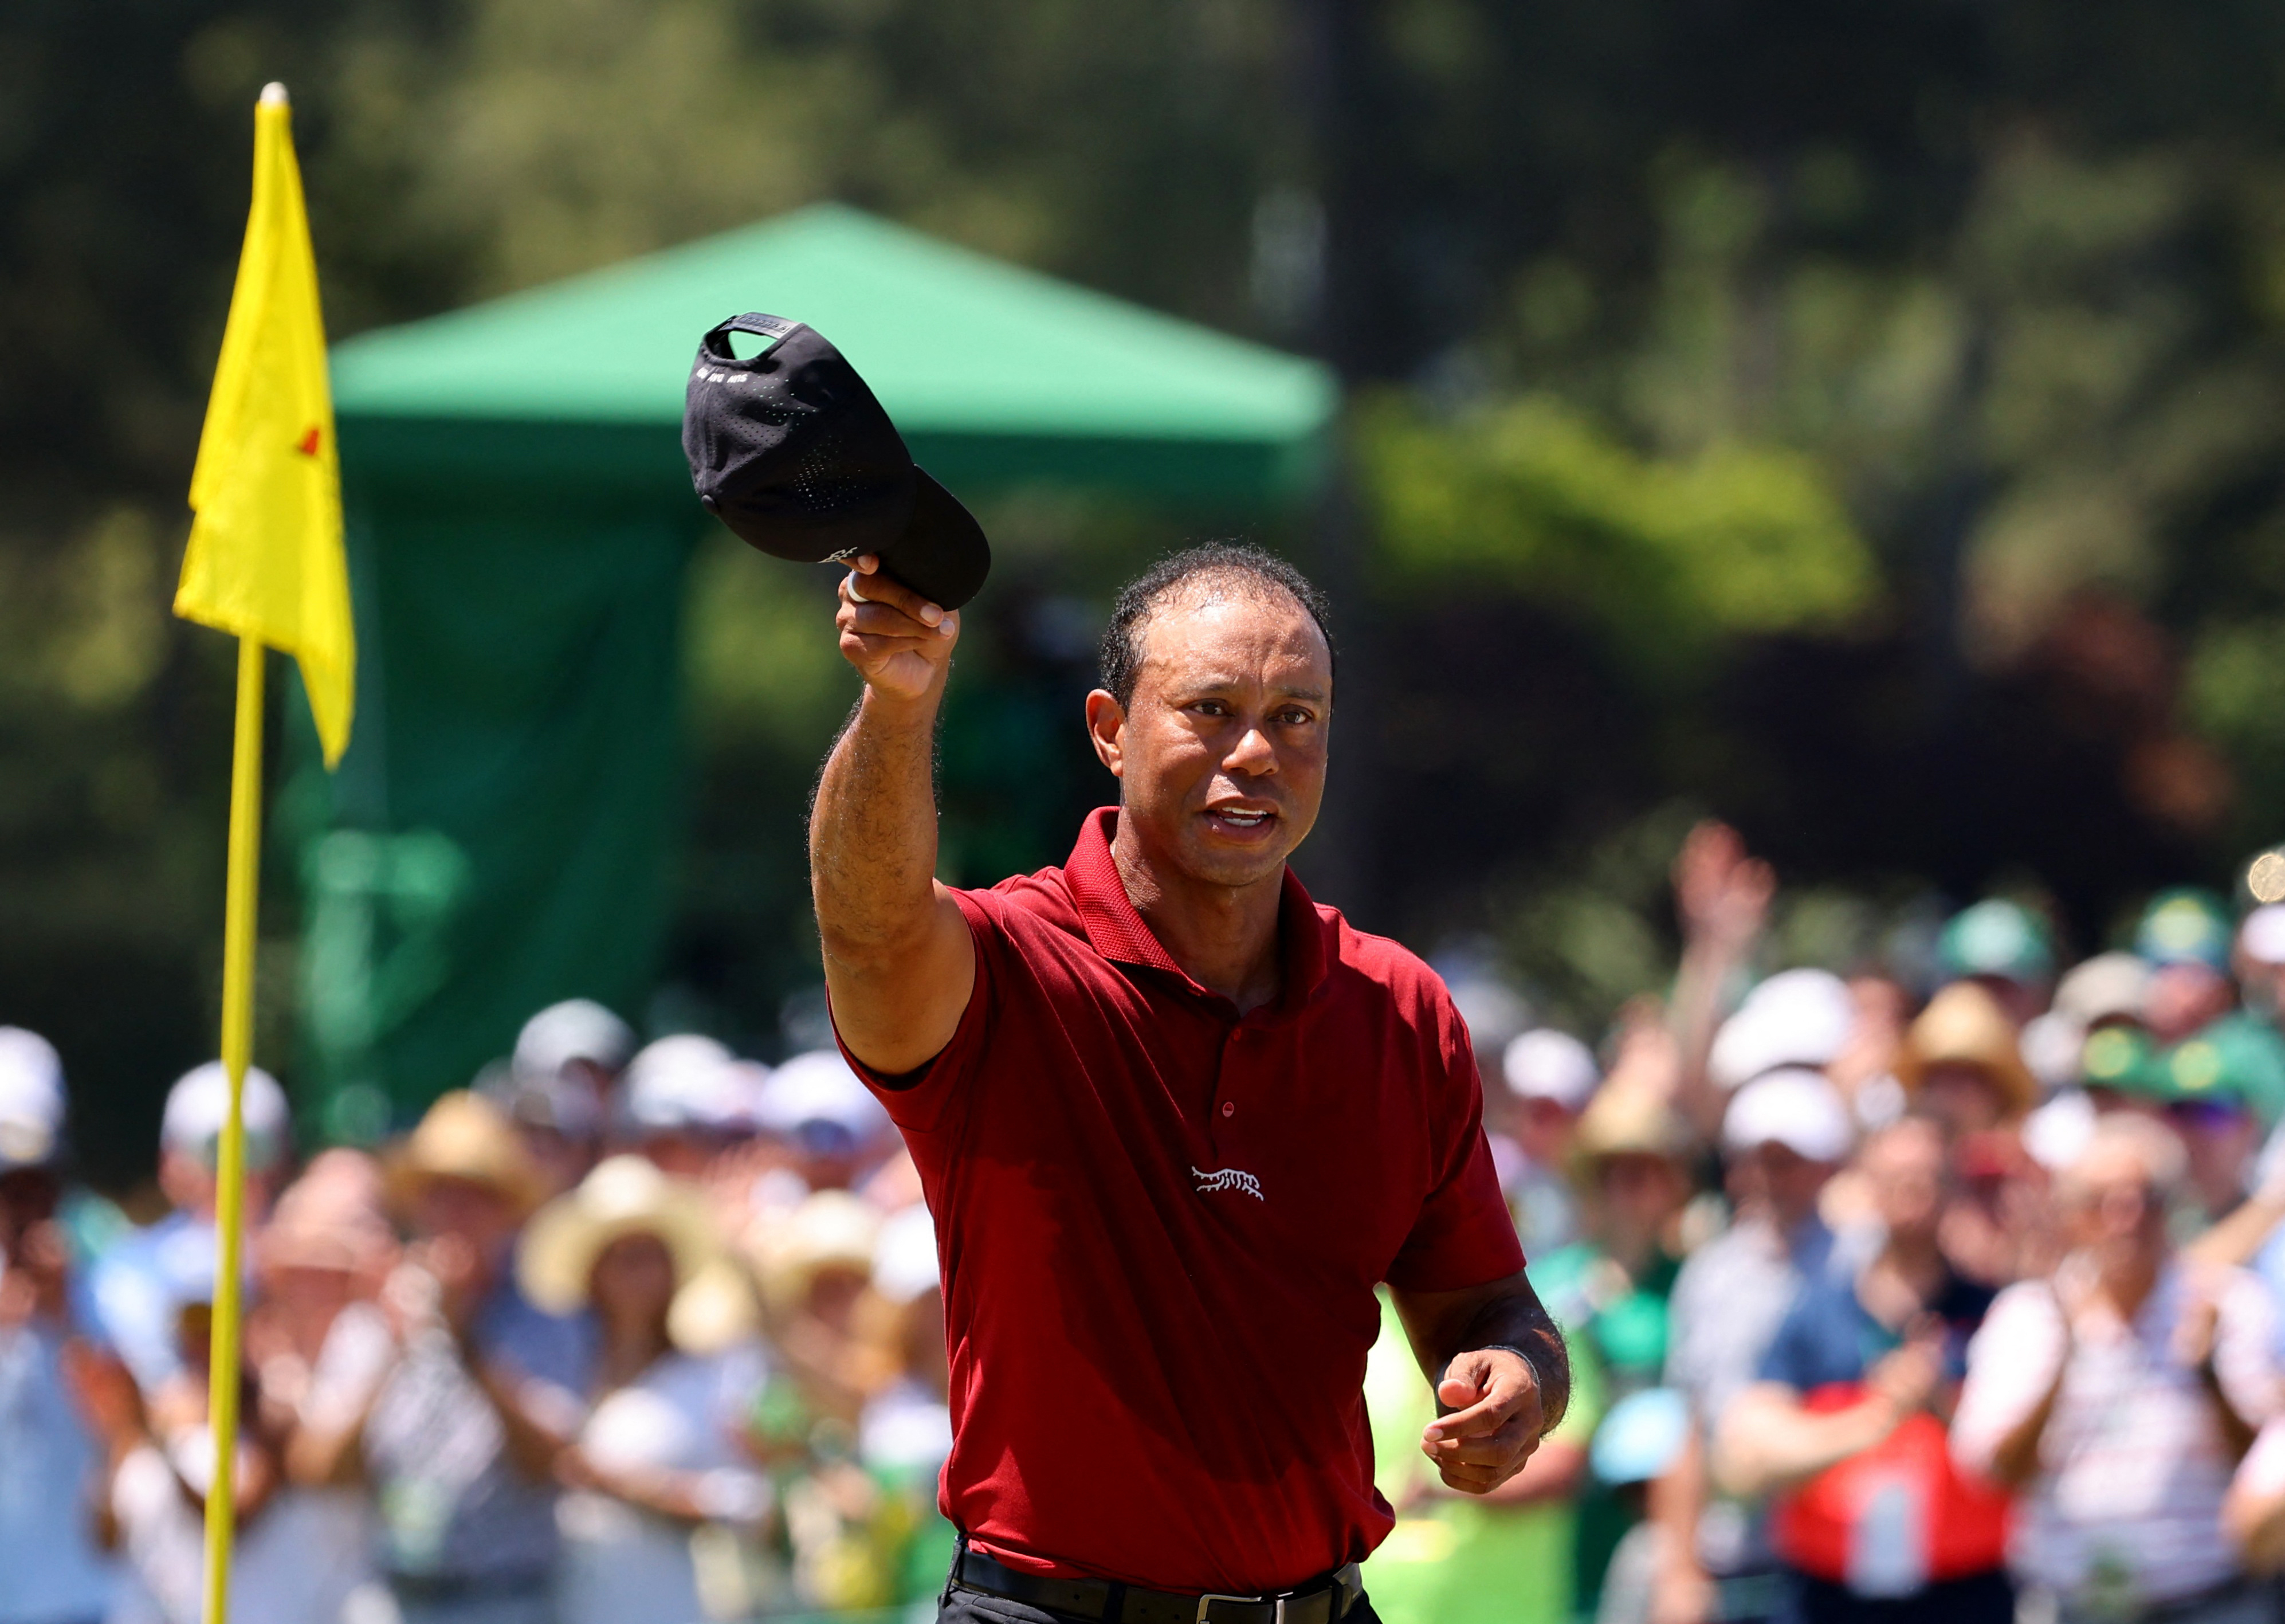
[2082,1025,2169,1100]
[2135,888,2235,972]
[2165,1013,2285,1125]
[1938,900,2056,985]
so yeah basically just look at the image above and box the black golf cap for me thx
[682,312,991,610]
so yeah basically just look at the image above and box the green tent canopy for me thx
[295,204,1336,1136]
[332,202,1334,501]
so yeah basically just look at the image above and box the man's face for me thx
[1862,1121,1945,1243]
[1087,585,1332,891]
[2066,1143,2168,1275]
[1752,1141,1829,1228]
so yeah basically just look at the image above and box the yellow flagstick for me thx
[202,636,266,1624]
[174,77,354,1624]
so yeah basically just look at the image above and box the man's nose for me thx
[1225,723,1277,775]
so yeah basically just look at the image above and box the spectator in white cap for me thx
[87,1060,290,1395]
[615,1034,743,1179]
[1654,1069,1851,1624]
[1708,970,1857,1096]
[514,998,637,1129]
[1498,1027,1599,1257]
[755,1049,894,1197]
[0,1027,121,1624]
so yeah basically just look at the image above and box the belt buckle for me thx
[1195,1594,1281,1624]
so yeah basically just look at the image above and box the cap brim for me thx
[877,469,991,610]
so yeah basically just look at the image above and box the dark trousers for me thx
[1776,1567,2014,1624]
[936,1584,1385,1624]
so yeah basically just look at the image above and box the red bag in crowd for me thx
[1770,1384,2013,1596]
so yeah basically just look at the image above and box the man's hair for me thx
[1097,542,1336,709]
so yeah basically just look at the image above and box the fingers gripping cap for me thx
[682,313,990,609]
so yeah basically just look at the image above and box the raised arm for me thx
[811,555,976,1076]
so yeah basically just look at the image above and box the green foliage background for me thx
[11,0,2285,1179]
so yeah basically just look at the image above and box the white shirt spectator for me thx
[555,1341,769,1624]
[1952,1262,2280,1607]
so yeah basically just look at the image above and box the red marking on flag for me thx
[296,426,322,457]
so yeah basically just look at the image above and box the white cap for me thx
[1721,1067,1853,1163]
[1708,968,1854,1091]
[2020,1011,2086,1097]
[514,999,636,1083]
[2052,952,2150,1028]
[755,1050,891,1142]
[161,1062,289,1160]
[0,1027,65,1169]
[1502,1029,1599,1111]
[872,1203,940,1305]
[619,1035,739,1133]
[2243,906,2285,967]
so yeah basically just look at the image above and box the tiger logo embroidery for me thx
[1191,1166,1265,1201]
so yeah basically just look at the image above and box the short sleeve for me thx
[831,888,1000,1136]
[1949,1280,2066,1481]
[1383,1007,1527,1292]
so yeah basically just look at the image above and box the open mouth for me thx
[1203,805,1277,834]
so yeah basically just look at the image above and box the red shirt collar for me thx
[1062,806,1330,1017]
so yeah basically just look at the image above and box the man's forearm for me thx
[811,686,944,969]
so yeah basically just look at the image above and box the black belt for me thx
[953,1545,1364,1624]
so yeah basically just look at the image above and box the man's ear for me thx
[1083,689,1126,779]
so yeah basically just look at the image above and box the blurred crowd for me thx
[1361,825,2285,1624]
[0,1004,950,1624]
[20,825,2285,1624]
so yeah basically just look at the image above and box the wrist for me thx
[859,677,945,726]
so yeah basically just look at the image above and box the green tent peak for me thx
[331,202,1336,450]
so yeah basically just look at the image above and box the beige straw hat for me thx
[1896,982,2038,1115]
[748,1188,880,1313]
[386,1089,549,1217]
[517,1154,722,1316]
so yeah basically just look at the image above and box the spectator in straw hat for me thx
[518,1155,768,1624]
[1532,1084,1698,1616]
[749,1189,882,1443]
[1895,983,2037,1141]
[295,1090,595,1624]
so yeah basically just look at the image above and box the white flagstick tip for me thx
[260,81,289,106]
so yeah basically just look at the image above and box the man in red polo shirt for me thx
[812,541,1571,1624]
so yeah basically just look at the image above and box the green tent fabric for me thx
[295,205,1336,1133]
[332,202,1334,502]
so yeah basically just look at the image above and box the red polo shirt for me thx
[838,808,1525,1595]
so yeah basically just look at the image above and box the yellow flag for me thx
[176,83,354,766]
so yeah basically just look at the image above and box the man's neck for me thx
[1110,821,1285,1013]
